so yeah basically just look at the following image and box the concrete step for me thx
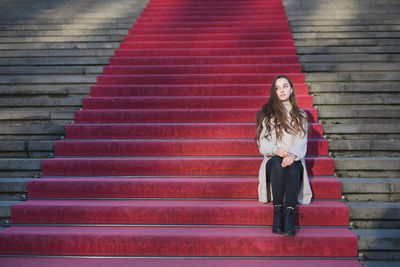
[297,46,400,54]
[316,106,400,118]
[0,98,81,108]
[0,18,139,25]
[0,111,74,121]
[0,75,96,85]
[0,178,31,200]
[0,141,55,158]
[299,54,400,63]
[0,200,21,225]
[0,85,89,96]
[309,83,400,93]
[0,50,114,57]
[329,140,400,157]
[335,157,400,178]
[354,229,400,261]
[0,57,109,66]
[349,202,400,229]
[305,72,400,82]
[341,178,400,202]
[293,32,400,39]
[0,23,132,30]
[0,43,119,50]
[303,63,400,72]
[0,66,102,75]
[0,125,65,141]
[0,29,130,37]
[295,39,400,47]
[0,36,125,43]
[324,124,400,135]
[314,94,400,105]
[290,19,400,26]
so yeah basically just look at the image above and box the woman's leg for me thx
[266,155,285,234]
[266,155,285,206]
[284,160,303,208]
[282,160,303,236]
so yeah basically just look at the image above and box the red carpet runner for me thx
[0,0,361,266]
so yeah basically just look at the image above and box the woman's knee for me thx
[268,155,283,168]
[286,160,303,176]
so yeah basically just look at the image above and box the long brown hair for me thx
[256,75,308,142]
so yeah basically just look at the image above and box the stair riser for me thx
[54,139,328,156]
[90,84,308,96]
[109,56,300,65]
[129,27,291,34]
[0,227,358,257]
[119,40,295,49]
[65,123,323,139]
[123,33,293,42]
[82,96,313,109]
[96,73,305,85]
[41,158,335,176]
[132,21,290,28]
[27,177,341,199]
[74,109,318,123]
[136,15,289,23]
[11,201,348,225]
[115,48,297,56]
[102,64,302,75]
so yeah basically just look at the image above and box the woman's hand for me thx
[275,147,289,158]
[281,154,295,167]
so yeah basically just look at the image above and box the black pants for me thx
[266,155,303,208]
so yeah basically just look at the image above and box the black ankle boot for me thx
[272,205,283,234]
[283,207,296,236]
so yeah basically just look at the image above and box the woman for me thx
[256,74,312,236]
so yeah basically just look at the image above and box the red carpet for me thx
[0,0,360,266]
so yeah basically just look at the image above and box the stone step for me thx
[290,19,400,26]
[0,141,55,158]
[299,54,400,63]
[317,107,400,118]
[297,46,400,54]
[0,125,65,140]
[340,178,400,202]
[0,57,109,66]
[288,14,400,20]
[0,50,114,57]
[0,18,139,25]
[293,32,400,39]
[0,111,74,121]
[0,200,21,224]
[354,229,400,260]
[0,66,102,75]
[305,72,400,82]
[335,157,400,178]
[313,94,400,105]
[0,43,119,50]
[291,25,400,32]
[309,82,400,93]
[295,39,400,46]
[349,202,400,229]
[0,85,89,96]
[0,36,125,43]
[303,63,400,72]
[329,140,400,157]
[324,124,400,134]
[0,178,31,200]
[0,24,132,30]
[0,75,96,85]
[0,29,130,37]
[0,98,81,108]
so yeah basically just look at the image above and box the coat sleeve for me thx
[257,119,277,156]
[289,115,308,161]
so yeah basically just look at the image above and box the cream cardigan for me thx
[257,102,313,205]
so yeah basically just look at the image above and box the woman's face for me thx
[275,78,292,102]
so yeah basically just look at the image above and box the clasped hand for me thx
[275,147,295,167]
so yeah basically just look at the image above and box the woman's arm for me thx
[257,120,278,156]
[289,119,308,161]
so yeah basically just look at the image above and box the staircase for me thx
[0,0,148,224]
[283,0,400,266]
[0,0,360,265]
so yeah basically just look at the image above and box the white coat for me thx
[257,103,313,205]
